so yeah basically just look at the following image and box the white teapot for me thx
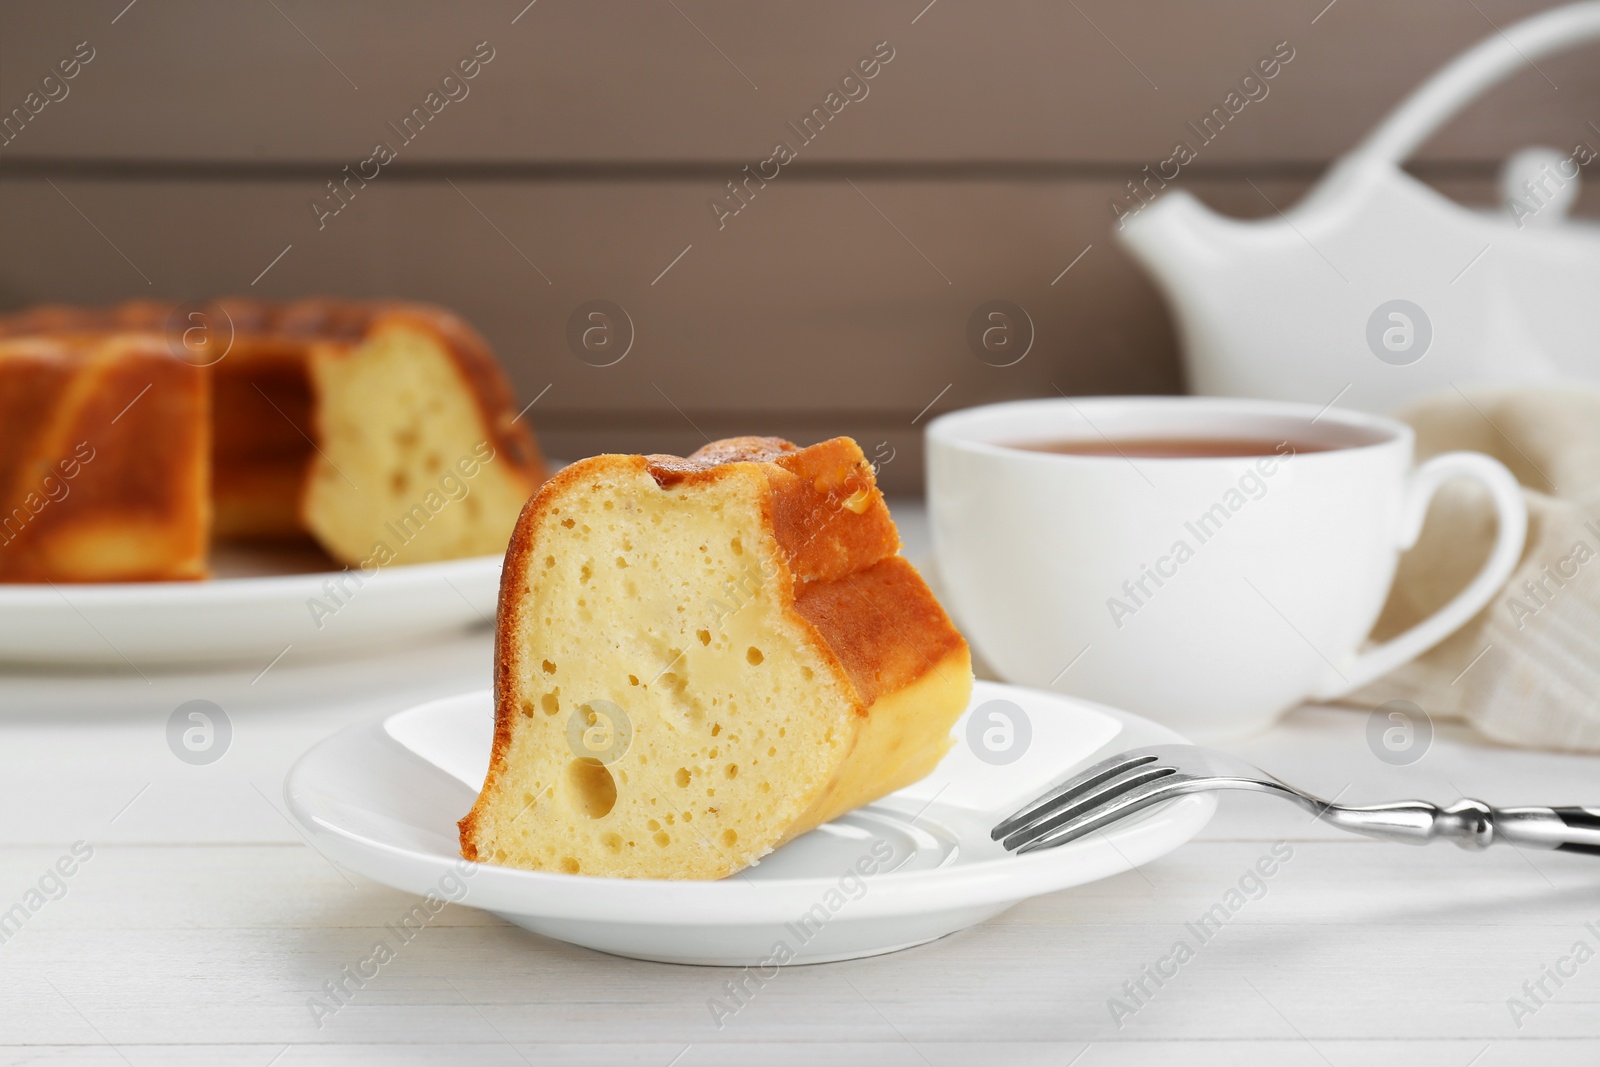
[1119,2,1600,414]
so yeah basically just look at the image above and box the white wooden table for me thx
[3,503,1598,1066]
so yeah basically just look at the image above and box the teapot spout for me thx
[1116,190,1244,294]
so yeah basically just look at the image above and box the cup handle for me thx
[1312,451,1528,700]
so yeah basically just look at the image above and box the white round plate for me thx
[0,543,500,667]
[285,680,1215,966]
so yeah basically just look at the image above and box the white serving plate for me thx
[0,543,500,667]
[284,680,1215,966]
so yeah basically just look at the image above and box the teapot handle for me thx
[1348,1,1600,167]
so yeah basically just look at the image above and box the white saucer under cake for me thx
[284,680,1215,966]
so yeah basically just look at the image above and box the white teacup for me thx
[926,397,1527,739]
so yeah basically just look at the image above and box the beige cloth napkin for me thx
[1349,387,1600,751]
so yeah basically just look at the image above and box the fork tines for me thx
[992,749,1177,854]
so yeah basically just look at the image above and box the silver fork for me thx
[993,744,1600,856]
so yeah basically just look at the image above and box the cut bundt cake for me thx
[0,298,549,580]
[459,436,973,880]
[0,333,209,582]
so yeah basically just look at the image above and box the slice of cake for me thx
[0,333,209,582]
[300,304,547,566]
[459,436,973,879]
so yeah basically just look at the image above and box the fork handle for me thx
[1322,800,1600,855]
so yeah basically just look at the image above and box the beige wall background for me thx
[2,0,1596,492]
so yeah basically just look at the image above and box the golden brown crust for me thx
[642,436,799,484]
[645,437,901,586]
[463,436,965,858]
[792,555,967,708]
[0,334,209,581]
[0,299,548,492]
